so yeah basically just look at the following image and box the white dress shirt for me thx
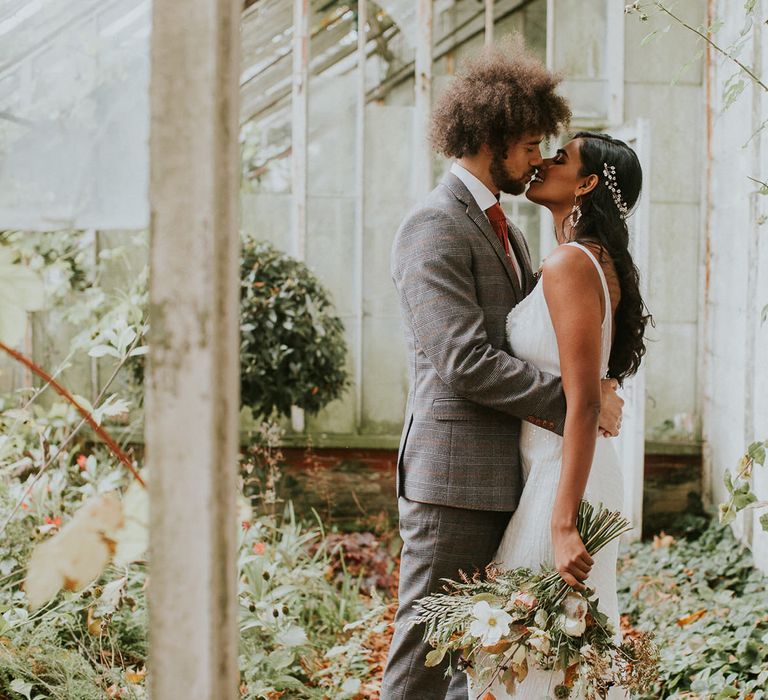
[449,162,522,285]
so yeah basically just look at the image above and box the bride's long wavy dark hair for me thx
[571,131,652,382]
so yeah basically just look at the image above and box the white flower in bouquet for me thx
[469,601,513,646]
[527,627,551,655]
[513,591,538,609]
[534,608,548,628]
[411,502,659,697]
[559,591,588,637]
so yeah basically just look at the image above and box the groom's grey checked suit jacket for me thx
[391,171,567,512]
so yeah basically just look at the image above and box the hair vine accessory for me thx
[602,163,629,219]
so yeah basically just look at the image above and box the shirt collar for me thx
[450,162,499,212]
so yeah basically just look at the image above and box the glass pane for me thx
[0,0,151,230]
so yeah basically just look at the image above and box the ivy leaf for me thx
[706,19,725,34]
[732,491,757,510]
[0,248,45,346]
[744,0,757,13]
[9,679,33,700]
[95,576,127,618]
[641,25,671,46]
[723,78,746,111]
[760,512,768,532]
[723,470,734,494]
[747,441,766,466]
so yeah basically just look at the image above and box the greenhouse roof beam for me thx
[240,0,534,125]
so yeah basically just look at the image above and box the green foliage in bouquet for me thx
[618,518,768,699]
[410,503,658,698]
[240,239,349,419]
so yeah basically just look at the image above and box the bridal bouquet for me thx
[410,502,658,699]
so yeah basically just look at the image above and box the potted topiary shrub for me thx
[239,239,349,424]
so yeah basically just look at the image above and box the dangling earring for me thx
[569,196,582,227]
[567,196,582,240]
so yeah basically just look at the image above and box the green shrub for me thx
[240,239,349,419]
[618,519,768,699]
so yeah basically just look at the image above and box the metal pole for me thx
[605,0,625,126]
[292,0,309,261]
[147,0,241,697]
[545,0,555,71]
[354,0,367,428]
[485,0,494,45]
[414,0,433,200]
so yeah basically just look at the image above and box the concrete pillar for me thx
[147,0,241,697]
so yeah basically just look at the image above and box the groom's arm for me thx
[392,207,567,433]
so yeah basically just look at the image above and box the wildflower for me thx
[560,592,588,636]
[77,454,87,470]
[260,604,284,625]
[469,601,513,646]
[44,515,62,527]
[252,541,266,555]
[527,627,551,655]
[514,591,538,609]
[241,520,251,531]
[341,678,361,696]
[275,624,308,647]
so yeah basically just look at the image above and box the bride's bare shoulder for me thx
[540,244,596,279]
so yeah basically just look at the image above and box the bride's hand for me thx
[551,524,593,590]
[598,378,624,437]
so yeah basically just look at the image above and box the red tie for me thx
[485,202,511,258]
[485,202,522,286]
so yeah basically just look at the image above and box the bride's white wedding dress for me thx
[468,242,627,700]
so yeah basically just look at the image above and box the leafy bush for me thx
[240,239,349,419]
[0,399,390,699]
[238,504,391,698]
[0,457,391,699]
[618,519,768,699]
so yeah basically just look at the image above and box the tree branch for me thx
[0,341,145,488]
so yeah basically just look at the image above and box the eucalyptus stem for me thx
[654,1,768,93]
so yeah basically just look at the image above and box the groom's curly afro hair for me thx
[430,36,571,158]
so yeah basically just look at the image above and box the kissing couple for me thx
[381,37,651,700]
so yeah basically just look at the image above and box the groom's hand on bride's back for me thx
[598,378,624,437]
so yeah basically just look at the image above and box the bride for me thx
[469,131,650,699]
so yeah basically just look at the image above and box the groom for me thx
[380,40,624,700]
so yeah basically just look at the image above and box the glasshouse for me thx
[0,0,766,698]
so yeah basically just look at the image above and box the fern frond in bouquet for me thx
[409,501,658,698]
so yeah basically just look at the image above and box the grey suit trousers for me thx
[380,498,512,700]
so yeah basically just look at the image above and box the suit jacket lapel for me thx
[441,173,523,300]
